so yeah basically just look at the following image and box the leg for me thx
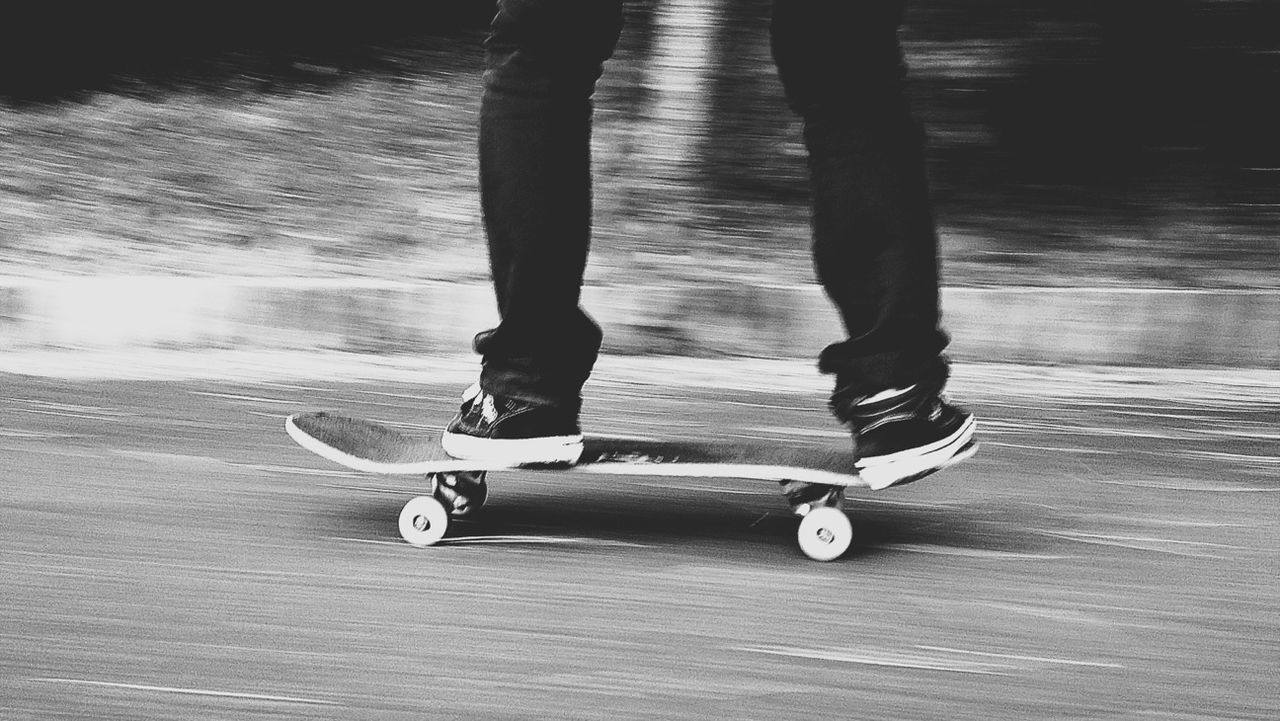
[443,0,624,463]
[476,0,624,406]
[771,0,947,396]
[771,0,974,480]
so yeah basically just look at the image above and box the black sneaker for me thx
[831,383,976,490]
[441,384,584,465]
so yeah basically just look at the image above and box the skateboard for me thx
[285,411,976,561]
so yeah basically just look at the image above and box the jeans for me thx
[475,0,949,405]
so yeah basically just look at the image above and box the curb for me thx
[1,277,1276,368]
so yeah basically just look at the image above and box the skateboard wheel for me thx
[397,496,450,547]
[797,507,852,562]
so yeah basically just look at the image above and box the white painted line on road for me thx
[445,535,650,547]
[245,463,359,477]
[259,381,339,392]
[16,408,127,421]
[1109,409,1225,421]
[743,426,848,439]
[110,450,234,469]
[881,543,1073,560]
[1187,427,1280,441]
[856,497,963,510]
[1039,531,1241,558]
[1130,518,1247,529]
[1094,479,1279,493]
[321,483,418,494]
[190,391,296,404]
[18,400,136,417]
[983,441,1117,454]
[28,678,341,706]
[1184,450,1280,465]
[0,427,77,438]
[340,388,446,400]
[915,645,1124,669]
[1079,513,1249,529]
[722,400,813,410]
[1051,532,1245,550]
[335,536,650,548]
[1087,426,1238,441]
[737,646,1012,675]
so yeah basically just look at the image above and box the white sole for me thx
[857,418,977,491]
[856,414,976,468]
[441,432,585,466]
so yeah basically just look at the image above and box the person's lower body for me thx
[446,0,974,481]
[771,0,974,482]
[442,0,623,463]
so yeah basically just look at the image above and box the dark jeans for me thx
[476,0,949,406]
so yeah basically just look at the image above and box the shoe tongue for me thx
[480,393,502,423]
[482,392,525,421]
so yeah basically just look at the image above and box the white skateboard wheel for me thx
[797,507,852,561]
[398,496,450,547]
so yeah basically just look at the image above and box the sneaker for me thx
[441,383,584,465]
[831,383,976,490]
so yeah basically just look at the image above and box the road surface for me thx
[2,364,1277,720]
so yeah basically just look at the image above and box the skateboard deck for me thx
[285,411,976,561]
[286,411,870,487]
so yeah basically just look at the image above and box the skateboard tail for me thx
[285,414,417,473]
[285,414,517,474]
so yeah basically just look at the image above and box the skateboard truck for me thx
[780,481,852,561]
[430,471,489,517]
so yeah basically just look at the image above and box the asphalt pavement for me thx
[2,362,1277,720]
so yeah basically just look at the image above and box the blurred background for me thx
[2,5,1277,719]
[1,0,1276,289]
